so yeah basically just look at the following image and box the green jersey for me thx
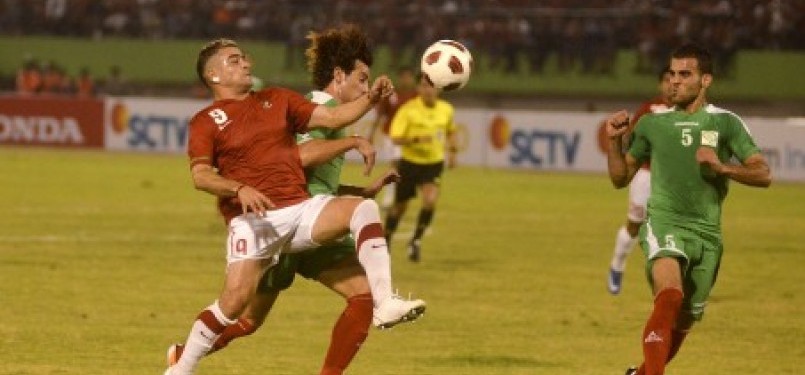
[629,104,760,233]
[298,91,346,195]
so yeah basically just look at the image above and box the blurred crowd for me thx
[3,0,803,82]
[15,59,129,97]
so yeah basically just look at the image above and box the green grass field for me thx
[1,147,803,374]
[2,36,805,101]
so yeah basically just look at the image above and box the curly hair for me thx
[305,24,374,90]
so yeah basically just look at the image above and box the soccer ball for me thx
[420,40,473,91]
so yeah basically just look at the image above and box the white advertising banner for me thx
[104,97,208,153]
[101,97,805,182]
[744,117,805,182]
[479,110,608,173]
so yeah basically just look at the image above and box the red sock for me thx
[635,328,688,375]
[173,318,256,363]
[641,288,683,375]
[320,293,373,375]
[210,318,256,354]
[666,329,688,363]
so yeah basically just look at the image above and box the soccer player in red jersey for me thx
[164,38,424,375]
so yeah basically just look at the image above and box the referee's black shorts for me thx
[395,159,444,202]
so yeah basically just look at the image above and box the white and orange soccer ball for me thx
[420,40,473,91]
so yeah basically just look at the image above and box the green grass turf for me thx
[0,147,803,374]
[1,36,804,100]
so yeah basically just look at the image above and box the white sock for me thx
[610,226,636,272]
[172,301,236,374]
[350,199,393,306]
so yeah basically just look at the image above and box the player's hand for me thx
[363,170,401,198]
[351,135,376,176]
[236,185,275,215]
[696,146,724,174]
[368,75,394,103]
[604,110,630,139]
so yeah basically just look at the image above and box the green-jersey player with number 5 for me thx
[605,43,771,375]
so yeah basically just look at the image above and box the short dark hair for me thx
[671,43,713,75]
[196,38,238,87]
[305,24,373,90]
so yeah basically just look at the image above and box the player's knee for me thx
[219,287,255,317]
[358,198,379,213]
[350,199,381,227]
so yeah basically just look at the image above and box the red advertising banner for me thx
[0,95,104,148]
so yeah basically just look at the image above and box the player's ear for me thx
[333,67,345,85]
[206,68,220,84]
[701,74,712,89]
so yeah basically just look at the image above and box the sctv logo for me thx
[488,115,581,167]
[111,102,190,150]
[509,128,580,168]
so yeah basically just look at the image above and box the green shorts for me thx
[639,219,723,321]
[258,237,355,292]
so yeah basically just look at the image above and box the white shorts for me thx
[627,168,651,223]
[225,194,333,264]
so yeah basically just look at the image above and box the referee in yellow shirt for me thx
[384,72,458,262]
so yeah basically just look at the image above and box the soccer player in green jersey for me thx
[605,43,771,375]
[167,26,424,375]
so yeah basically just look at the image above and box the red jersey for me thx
[629,96,670,170]
[187,88,317,223]
[376,88,416,134]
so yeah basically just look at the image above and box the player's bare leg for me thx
[408,182,439,262]
[167,290,278,367]
[384,200,409,245]
[166,257,273,374]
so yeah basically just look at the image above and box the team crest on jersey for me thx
[701,131,719,147]
[208,108,232,130]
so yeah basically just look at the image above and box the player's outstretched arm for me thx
[335,169,400,198]
[298,136,376,176]
[696,149,772,187]
[308,76,394,130]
